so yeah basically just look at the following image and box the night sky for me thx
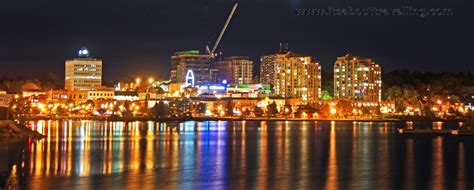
[0,0,472,83]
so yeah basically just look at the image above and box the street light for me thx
[136,78,141,85]
[148,77,154,84]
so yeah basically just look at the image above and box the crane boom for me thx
[208,3,238,58]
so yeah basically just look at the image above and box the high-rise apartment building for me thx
[333,54,382,102]
[65,48,102,91]
[260,43,290,85]
[260,51,321,101]
[215,56,253,84]
[170,50,211,86]
[260,54,277,85]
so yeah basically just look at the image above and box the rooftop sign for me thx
[176,50,200,55]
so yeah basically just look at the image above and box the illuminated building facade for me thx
[46,90,69,103]
[260,43,290,85]
[68,90,114,102]
[261,52,321,100]
[259,54,277,85]
[226,84,271,98]
[334,54,382,102]
[170,50,211,85]
[215,56,253,84]
[114,91,139,101]
[65,48,102,91]
[197,84,227,98]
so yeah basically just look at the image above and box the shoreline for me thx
[21,116,466,123]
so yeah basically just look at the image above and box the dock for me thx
[397,128,474,136]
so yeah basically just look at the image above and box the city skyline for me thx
[1,1,474,189]
[0,0,472,81]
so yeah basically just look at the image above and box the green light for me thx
[176,50,200,55]
[263,85,270,91]
[237,84,248,88]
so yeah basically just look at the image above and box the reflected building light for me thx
[326,121,338,190]
[456,143,466,189]
[404,139,415,189]
[260,121,267,132]
[378,123,391,183]
[352,121,357,136]
[406,121,414,130]
[256,120,269,188]
[67,126,72,176]
[46,126,51,176]
[218,120,226,132]
[432,137,444,189]
[433,121,443,130]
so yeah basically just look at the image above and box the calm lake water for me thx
[1,120,473,189]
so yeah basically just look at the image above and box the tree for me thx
[168,100,178,117]
[195,102,207,115]
[282,103,293,117]
[56,106,68,115]
[40,72,58,90]
[267,101,278,117]
[400,85,420,113]
[336,99,353,117]
[254,106,264,117]
[154,87,165,94]
[97,108,107,116]
[9,97,32,126]
[463,110,474,130]
[112,103,120,117]
[182,86,198,97]
[241,107,251,117]
[123,101,131,111]
[320,90,333,101]
[85,100,95,113]
[141,101,150,116]
[153,100,168,118]
[315,103,330,118]
[66,98,75,107]
[382,70,474,105]
[225,101,233,117]
[45,101,54,115]
[386,86,403,112]
[422,105,435,119]
[449,95,461,104]
[180,98,194,117]
[321,70,334,96]
[386,85,420,113]
[122,101,133,118]
[360,107,371,117]
[374,105,382,116]
[213,99,223,116]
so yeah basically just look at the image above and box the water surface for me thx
[1,120,473,189]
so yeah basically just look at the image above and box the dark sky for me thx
[0,0,473,83]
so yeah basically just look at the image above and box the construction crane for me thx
[206,3,238,59]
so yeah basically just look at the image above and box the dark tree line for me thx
[318,69,474,102]
[0,73,60,93]
[383,70,474,99]
[382,70,473,116]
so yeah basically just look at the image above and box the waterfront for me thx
[1,120,473,189]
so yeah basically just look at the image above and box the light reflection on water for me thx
[0,120,472,189]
